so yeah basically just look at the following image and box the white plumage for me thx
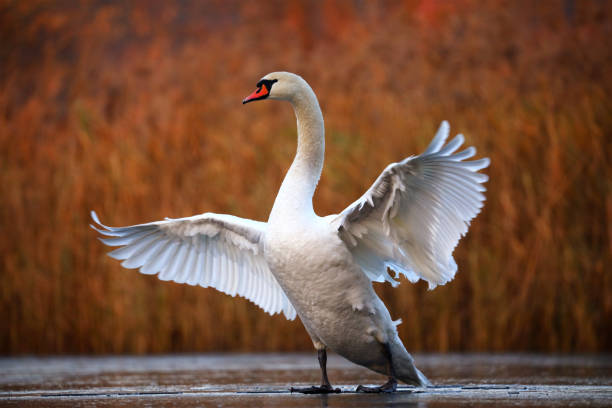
[91,211,296,320]
[330,121,490,289]
[92,71,489,391]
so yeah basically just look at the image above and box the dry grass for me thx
[1,0,610,353]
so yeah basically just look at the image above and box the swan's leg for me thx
[317,348,332,388]
[290,349,341,394]
[356,342,398,393]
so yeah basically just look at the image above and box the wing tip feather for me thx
[90,210,101,225]
[480,157,491,169]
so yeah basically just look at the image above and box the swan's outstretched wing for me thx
[91,211,296,320]
[328,121,490,289]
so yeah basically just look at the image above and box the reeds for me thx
[1,0,610,353]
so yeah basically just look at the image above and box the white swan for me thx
[91,72,489,393]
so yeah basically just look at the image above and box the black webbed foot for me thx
[291,384,341,394]
[290,349,341,394]
[356,377,397,393]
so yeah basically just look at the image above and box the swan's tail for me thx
[390,339,431,386]
[410,365,432,387]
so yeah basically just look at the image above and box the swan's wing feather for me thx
[329,121,489,289]
[91,211,296,320]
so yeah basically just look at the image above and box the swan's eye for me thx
[256,79,278,90]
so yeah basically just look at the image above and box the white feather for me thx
[329,122,489,289]
[91,210,296,320]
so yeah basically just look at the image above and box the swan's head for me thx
[243,72,308,104]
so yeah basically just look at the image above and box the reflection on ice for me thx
[1,353,610,407]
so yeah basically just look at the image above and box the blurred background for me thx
[0,0,610,355]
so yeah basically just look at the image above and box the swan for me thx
[91,72,489,393]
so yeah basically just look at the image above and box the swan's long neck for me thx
[269,87,324,223]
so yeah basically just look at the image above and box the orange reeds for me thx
[0,0,610,353]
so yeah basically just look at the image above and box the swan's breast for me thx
[263,219,348,281]
[264,219,377,318]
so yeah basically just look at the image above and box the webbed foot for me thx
[291,384,341,394]
[356,377,397,393]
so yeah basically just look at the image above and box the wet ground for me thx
[1,353,610,407]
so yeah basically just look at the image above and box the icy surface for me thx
[1,353,610,407]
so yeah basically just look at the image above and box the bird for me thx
[91,71,489,393]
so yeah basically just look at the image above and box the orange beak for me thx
[243,84,269,104]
